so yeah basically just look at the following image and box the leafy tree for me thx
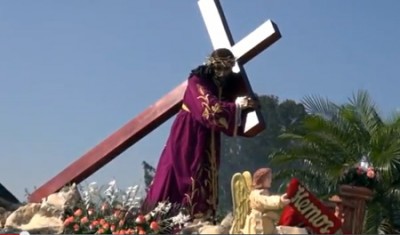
[142,161,156,193]
[270,90,400,234]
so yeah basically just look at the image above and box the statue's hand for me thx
[280,193,291,206]
[247,97,260,109]
[235,96,259,109]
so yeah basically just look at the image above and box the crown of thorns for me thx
[205,55,236,69]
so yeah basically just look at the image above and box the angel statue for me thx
[230,168,291,234]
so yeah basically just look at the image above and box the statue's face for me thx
[208,55,235,79]
[213,62,233,78]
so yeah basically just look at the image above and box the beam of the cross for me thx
[28,82,187,203]
[28,1,281,203]
[198,0,280,67]
[198,0,281,136]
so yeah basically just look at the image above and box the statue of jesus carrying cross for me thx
[141,0,281,222]
[141,48,259,221]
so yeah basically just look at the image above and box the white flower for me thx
[75,180,147,213]
[88,182,99,193]
[170,212,191,226]
[108,179,117,187]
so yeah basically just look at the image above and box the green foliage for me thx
[270,90,400,233]
[142,161,155,192]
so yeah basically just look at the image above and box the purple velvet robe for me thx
[142,72,243,219]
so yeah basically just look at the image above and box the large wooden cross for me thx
[28,0,281,203]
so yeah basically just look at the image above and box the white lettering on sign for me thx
[291,185,335,233]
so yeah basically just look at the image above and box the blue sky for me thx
[1,1,400,201]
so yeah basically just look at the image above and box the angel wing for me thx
[229,171,252,234]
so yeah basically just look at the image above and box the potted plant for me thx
[339,156,378,191]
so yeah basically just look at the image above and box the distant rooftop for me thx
[0,183,20,204]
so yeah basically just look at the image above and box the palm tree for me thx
[269,90,400,234]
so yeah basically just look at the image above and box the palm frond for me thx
[301,94,340,120]
[370,126,400,183]
[271,90,400,233]
[377,218,399,234]
[348,90,383,134]
[273,168,338,196]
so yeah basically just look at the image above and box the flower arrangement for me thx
[340,165,378,190]
[62,180,190,234]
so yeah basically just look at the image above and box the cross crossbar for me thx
[198,0,281,135]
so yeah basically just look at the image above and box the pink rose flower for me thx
[73,223,80,232]
[80,216,89,224]
[74,208,83,217]
[367,169,375,178]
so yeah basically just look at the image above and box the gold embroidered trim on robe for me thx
[182,103,190,112]
[196,84,229,129]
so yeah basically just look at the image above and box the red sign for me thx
[284,178,342,234]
